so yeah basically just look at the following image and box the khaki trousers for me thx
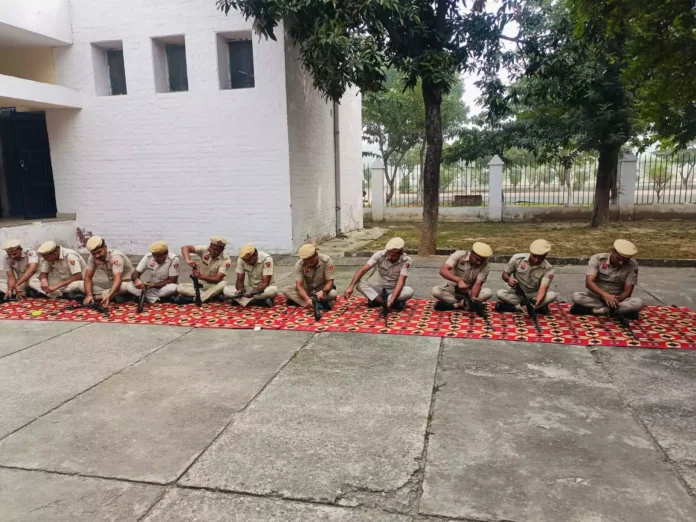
[125,282,178,303]
[357,281,413,302]
[28,278,85,298]
[91,282,130,300]
[496,288,558,308]
[282,284,338,306]
[223,285,278,307]
[572,291,644,315]
[177,280,226,303]
[432,285,492,304]
[0,278,39,295]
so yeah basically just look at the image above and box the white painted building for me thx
[0,0,362,254]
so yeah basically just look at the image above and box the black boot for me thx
[0,291,5,302]
[536,305,551,315]
[624,311,640,321]
[63,291,86,302]
[286,299,301,307]
[174,295,194,305]
[434,301,455,312]
[25,287,44,298]
[319,300,332,311]
[391,300,405,312]
[367,299,380,308]
[494,302,518,313]
[569,304,594,316]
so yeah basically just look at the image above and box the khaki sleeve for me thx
[169,256,180,278]
[26,250,39,265]
[135,255,149,273]
[294,261,304,283]
[400,257,412,277]
[111,254,125,274]
[541,268,555,287]
[477,263,490,282]
[40,259,51,274]
[626,263,638,286]
[366,251,383,268]
[86,255,96,271]
[586,255,600,277]
[504,257,517,275]
[66,254,83,276]
[445,251,462,268]
[236,257,245,275]
[218,258,232,275]
[262,256,274,276]
[324,258,335,280]
[193,245,208,257]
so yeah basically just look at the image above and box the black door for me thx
[0,112,57,219]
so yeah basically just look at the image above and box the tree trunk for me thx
[386,167,396,204]
[417,140,426,203]
[419,85,443,255]
[591,146,620,227]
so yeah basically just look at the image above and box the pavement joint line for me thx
[0,463,165,487]
[416,513,518,522]
[636,284,667,305]
[0,321,91,362]
[0,327,194,444]
[136,485,171,522]
[413,338,446,517]
[589,348,696,501]
[172,332,320,485]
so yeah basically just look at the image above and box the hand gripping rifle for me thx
[311,294,322,321]
[599,295,638,341]
[380,287,389,328]
[190,264,203,307]
[227,288,263,303]
[137,284,147,313]
[57,302,110,317]
[454,287,494,331]
[514,284,542,333]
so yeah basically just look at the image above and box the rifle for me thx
[57,302,110,317]
[190,264,203,307]
[227,288,263,302]
[311,294,322,321]
[599,295,638,341]
[454,287,494,331]
[380,287,389,328]
[137,284,147,313]
[514,284,542,333]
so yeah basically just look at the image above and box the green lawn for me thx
[364,221,696,259]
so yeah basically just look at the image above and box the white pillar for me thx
[619,153,637,218]
[488,155,504,221]
[371,159,385,221]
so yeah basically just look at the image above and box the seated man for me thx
[127,241,179,303]
[571,239,643,319]
[432,242,493,311]
[496,239,558,314]
[282,243,336,309]
[223,244,277,307]
[30,241,87,300]
[343,237,413,311]
[176,236,231,304]
[84,236,135,306]
[0,239,40,300]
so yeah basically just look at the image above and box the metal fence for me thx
[502,156,598,206]
[383,161,489,207]
[635,154,696,204]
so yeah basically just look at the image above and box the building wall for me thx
[284,39,336,251]
[0,48,56,84]
[338,86,363,233]
[45,0,294,255]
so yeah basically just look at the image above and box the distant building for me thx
[0,0,362,254]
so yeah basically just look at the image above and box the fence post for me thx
[371,159,385,221]
[619,153,637,219]
[488,155,504,221]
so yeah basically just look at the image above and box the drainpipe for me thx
[333,100,342,236]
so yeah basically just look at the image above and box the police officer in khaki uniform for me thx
[84,236,135,306]
[432,242,493,311]
[571,239,644,318]
[30,241,87,299]
[176,236,231,304]
[496,239,558,313]
[224,244,278,307]
[126,241,180,303]
[282,244,337,309]
[344,237,413,311]
[0,239,40,300]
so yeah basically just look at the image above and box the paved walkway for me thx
[1,261,695,521]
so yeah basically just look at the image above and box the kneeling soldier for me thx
[31,241,87,299]
[496,239,558,314]
[282,244,336,309]
[127,241,179,303]
[432,242,493,311]
[344,237,413,311]
[176,236,231,304]
[571,239,643,319]
[0,239,40,299]
[224,244,278,307]
[84,236,135,306]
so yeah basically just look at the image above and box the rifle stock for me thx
[311,294,321,321]
[190,264,203,307]
[137,285,147,313]
[514,285,542,333]
[455,287,495,331]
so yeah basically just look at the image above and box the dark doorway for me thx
[0,111,57,220]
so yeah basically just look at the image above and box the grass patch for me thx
[364,221,696,259]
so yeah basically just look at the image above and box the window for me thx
[106,49,127,95]
[92,41,127,96]
[217,32,255,90]
[152,36,188,93]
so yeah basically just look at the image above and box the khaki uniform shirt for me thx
[3,248,39,278]
[87,248,134,281]
[587,253,638,294]
[367,249,412,286]
[444,250,490,287]
[505,253,555,295]
[136,252,180,284]
[294,253,335,289]
[237,250,275,287]
[40,247,86,278]
[193,245,231,278]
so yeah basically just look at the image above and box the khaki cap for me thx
[385,237,405,251]
[472,242,493,258]
[298,244,316,259]
[1,239,21,251]
[239,244,256,259]
[86,236,104,252]
[614,239,637,257]
[530,239,551,256]
[37,241,58,255]
[210,236,227,247]
[149,241,168,255]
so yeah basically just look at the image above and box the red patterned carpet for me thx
[1,297,694,349]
